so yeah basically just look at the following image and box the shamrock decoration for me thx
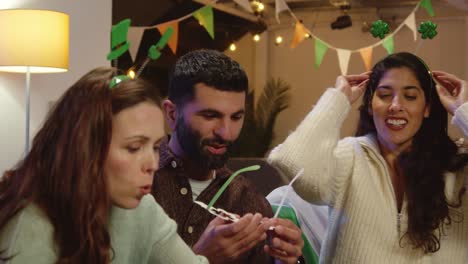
[370,20,390,39]
[418,21,438,39]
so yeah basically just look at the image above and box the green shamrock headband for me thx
[107,19,174,89]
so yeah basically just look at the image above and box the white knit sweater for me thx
[268,88,468,264]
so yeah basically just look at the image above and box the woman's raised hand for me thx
[335,72,370,104]
[433,70,468,115]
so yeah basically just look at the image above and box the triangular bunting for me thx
[359,47,373,71]
[314,38,328,68]
[128,27,146,60]
[382,36,394,54]
[193,6,214,39]
[156,21,179,54]
[420,0,435,17]
[275,0,290,23]
[290,22,307,49]
[234,0,254,13]
[405,12,418,41]
[337,49,351,75]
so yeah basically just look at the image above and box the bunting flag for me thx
[359,47,373,71]
[233,0,254,13]
[405,12,418,41]
[156,21,179,54]
[314,38,328,68]
[119,0,434,76]
[128,27,146,59]
[420,0,435,17]
[290,22,307,49]
[382,36,395,54]
[337,49,351,75]
[193,6,215,39]
[275,0,290,23]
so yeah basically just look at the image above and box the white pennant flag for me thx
[337,49,351,76]
[234,0,253,13]
[276,0,290,23]
[405,12,417,41]
[128,27,146,60]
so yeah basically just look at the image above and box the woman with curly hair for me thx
[0,67,208,263]
[268,52,468,263]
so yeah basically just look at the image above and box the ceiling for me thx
[112,0,460,94]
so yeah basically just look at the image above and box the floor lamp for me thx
[0,9,69,154]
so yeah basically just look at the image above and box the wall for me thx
[0,0,111,173]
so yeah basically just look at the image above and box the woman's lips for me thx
[140,185,152,195]
[385,118,407,131]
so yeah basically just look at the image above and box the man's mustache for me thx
[201,137,232,147]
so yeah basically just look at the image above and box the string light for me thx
[251,1,265,13]
[229,43,237,51]
[253,34,260,42]
[305,33,311,38]
[258,2,265,11]
[275,36,283,45]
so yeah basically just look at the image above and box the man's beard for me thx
[175,115,232,170]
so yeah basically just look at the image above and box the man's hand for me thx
[262,218,304,264]
[192,213,267,264]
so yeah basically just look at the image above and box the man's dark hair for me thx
[168,49,248,106]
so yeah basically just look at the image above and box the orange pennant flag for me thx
[359,47,373,71]
[290,22,307,49]
[156,21,179,54]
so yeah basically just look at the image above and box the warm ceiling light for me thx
[253,34,261,42]
[229,43,237,51]
[251,1,265,13]
[275,36,283,45]
[258,2,265,11]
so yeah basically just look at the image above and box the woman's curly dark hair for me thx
[356,52,467,253]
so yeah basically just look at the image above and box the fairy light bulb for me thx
[127,69,136,79]
[305,33,311,38]
[229,43,237,51]
[275,36,283,45]
[258,2,265,11]
[253,34,260,42]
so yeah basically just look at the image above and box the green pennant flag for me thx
[193,6,214,39]
[420,0,435,17]
[314,37,328,68]
[382,36,394,54]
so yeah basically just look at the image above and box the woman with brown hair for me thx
[268,52,468,263]
[0,67,208,263]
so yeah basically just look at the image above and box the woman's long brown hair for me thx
[0,67,161,263]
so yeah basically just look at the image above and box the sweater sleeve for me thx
[2,205,57,264]
[452,102,468,136]
[268,88,355,206]
[146,197,208,264]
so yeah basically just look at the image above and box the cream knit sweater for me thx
[268,88,468,264]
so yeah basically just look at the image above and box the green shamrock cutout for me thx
[418,21,437,39]
[370,20,390,39]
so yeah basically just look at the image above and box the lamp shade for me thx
[0,9,69,73]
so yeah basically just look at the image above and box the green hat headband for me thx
[107,19,131,61]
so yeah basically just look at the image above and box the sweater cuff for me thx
[452,102,468,136]
[312,88,351,126]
